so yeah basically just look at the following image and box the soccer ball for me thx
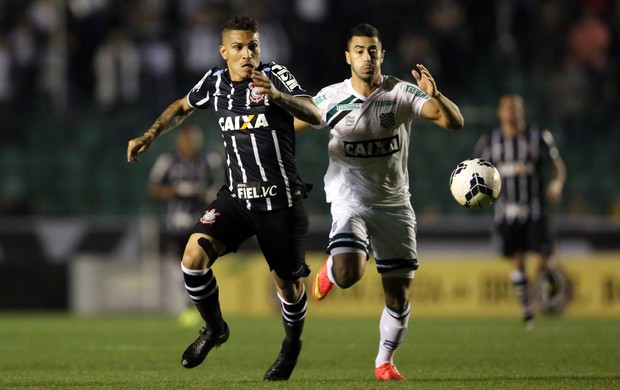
[449,158,501,208]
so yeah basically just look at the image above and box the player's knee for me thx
[180,247,205,270]
[181,238,218,269]
[333,266,363,289]
[331,251,365,288]
[385,298,409,313]
[278,279,305,302]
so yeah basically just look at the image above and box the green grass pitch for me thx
[0,313,618,389]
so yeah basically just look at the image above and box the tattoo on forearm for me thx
[275,96,318,124]
[144,100,190,139]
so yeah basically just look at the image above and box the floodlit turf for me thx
[0,313,618,389]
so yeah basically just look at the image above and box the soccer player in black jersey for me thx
[127,16,321,381]
[148,125,223,327]
[475,94,567,328]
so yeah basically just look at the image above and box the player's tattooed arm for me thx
[250,70,321,125]
[127,98,195,162]
[145,98,195,140]
[273,95,321,125]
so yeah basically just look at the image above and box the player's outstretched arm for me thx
[412,64,464,131]
[250,70,321,125]
[127,98,195,162]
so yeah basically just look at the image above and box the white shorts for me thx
[328,200,419,275]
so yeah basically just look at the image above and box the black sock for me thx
[182,265,224,332]
[278,286,307,353]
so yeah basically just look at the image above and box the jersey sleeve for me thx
[398,81,431,116]
[187,68,218,109]
[264,62,310,98]
[308,87,331,129]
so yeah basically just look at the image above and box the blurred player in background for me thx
[127,16,321,381]
[148,124,223,327]
[296,24,464,380]
[475,94,567,327]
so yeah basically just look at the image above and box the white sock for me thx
[326,255,337,285]
[375,304,410,368]
[510,270,533,318]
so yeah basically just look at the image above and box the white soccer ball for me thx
[449,158,501,208]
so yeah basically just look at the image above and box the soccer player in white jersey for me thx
[295,24,464,380]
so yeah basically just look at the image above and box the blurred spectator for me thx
[294,0,328,23]
[529,0,571,120]
[0,33,16,144]
[548,11,613,155]
[290,0,335,87]
[425,0,472,95]
[0,33,12,104]
[396,33,441,81]
[28,0,61,41]
[132,1,177,112]
[65,0,110,108]
[93,27,141,111]
[242,0,292,65]
[9,13,40,111]
[177,2,226,87]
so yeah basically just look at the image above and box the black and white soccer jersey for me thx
[149,152,221,233]
[476,126,561,224]
[187,62,310,212]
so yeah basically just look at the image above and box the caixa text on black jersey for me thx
[219,114,270,131]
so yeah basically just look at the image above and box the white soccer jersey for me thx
[312,76,430,206]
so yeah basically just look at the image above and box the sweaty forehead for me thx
[222,30,260,45]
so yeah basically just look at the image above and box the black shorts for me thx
[192,187,310,281]
[497,218,553,258]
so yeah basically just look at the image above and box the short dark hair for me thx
[347,23,381,46]
[223,16,259,33]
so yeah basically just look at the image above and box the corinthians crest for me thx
[249,85,266,103]
[200,209,220,224]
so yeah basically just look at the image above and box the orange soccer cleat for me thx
[312,260,334,301]
[375,363,405,381]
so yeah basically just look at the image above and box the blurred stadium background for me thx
[0,0,619,317]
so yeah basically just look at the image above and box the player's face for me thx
[219,30,261,81]
[345,36,384,82]
[498,95,525,132]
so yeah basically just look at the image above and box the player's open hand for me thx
[250,70,282,101]
[127,135,153,162]
[411,64,439,98]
